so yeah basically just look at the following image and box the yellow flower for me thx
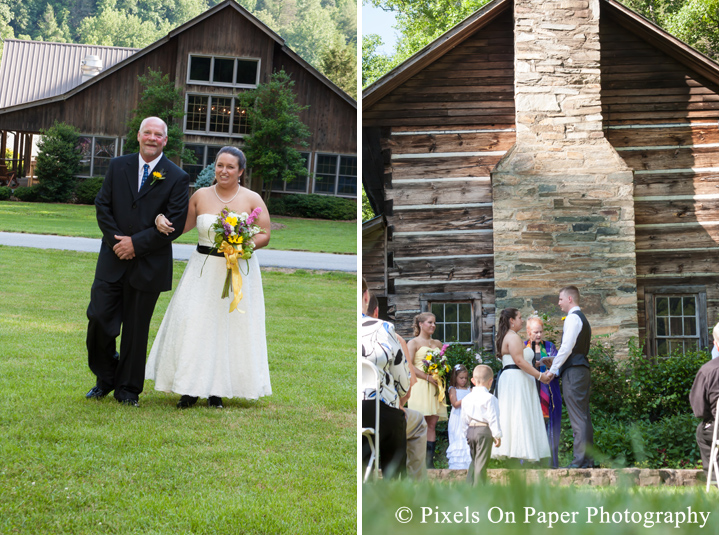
[225,215,238,227]
[152,171,162,179]
[228,235,243,245]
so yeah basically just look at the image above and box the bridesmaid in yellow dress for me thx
[407,312,448,468]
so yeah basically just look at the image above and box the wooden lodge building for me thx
[0,0,357,199]
[363,0,719,356]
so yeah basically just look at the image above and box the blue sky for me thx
[362,3,398,55]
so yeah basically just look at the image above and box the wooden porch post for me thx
[0,131,6,162]
[24,134,33,179]
[17,134,25,177]
[11,132,19,173]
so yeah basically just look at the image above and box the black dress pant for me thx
[697,421,715,482]
[86,275,160,402]
[362,400,407,479]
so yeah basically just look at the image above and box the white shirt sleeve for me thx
[487,396,502,438]
[549,311,583,375]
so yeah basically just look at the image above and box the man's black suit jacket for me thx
[94,153,190,293]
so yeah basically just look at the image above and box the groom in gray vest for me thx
[542,285,594,468]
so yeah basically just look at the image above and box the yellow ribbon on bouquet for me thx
[217,241,245,313]
[431,372,448,406]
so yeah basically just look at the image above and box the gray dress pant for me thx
[405,407,428,480]
[466,426,493,485]
[561,365,593,467]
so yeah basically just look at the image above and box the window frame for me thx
[77,135,118,178]
[184,93,248,138]
[269,151,312,194]
[182,143,224,185]
[312,152,357,198]
[644,285,708,357]
[186,54,261,89]
[419,292,483,350]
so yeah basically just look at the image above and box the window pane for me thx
[185,165,203,183]
[236,59,258,85]
[431,303,444,322]
[270,176,285,191]
[233,103,249,135]
[668,339,683,355]
[93,137,115,177]
[458,303,471,323]
[186,95,208,131]
[656,297,668,317]
[77,136,92,176]
[657,339,667,356]
[670,317,683,336]
[670,297,682,316]
[683,297,696,316]
[684,317,697,336]
[314,154,337,194]
[206,146,222,166]
[446,305,458,323]
[656,317,667,337]
[286,152,309,192]
[213,58,234,83]
[189,56,211,81]
[446,324,457,342]
[337,156,357,195]
[183,144,205,182]
[435,324,445,342]
[686,339,698,352]
[459,323,472,343]
[209,97,232,133]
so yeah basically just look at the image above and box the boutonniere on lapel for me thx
[150,169,166,186]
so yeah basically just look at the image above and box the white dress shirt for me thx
[138,153,164,191]
[460,385,502,440]
[549,305,582,376]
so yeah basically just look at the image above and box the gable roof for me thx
[0,39,138,108]
[0,0,355,116]
[363,0,719,109]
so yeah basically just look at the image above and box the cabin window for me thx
[312,154,357,197]
[419,292,483,349]
[184,94,249,137]
[645,286,708,357]
[187,55,259,88]
[77,136,117,177]
[182,143,224,184]
[269,152,311,193]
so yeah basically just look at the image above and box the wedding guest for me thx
[446,364,472,470]
[491,308,550,463]
[367,294,379,318]
[147,146,272,409]
[461,365,501,485]
[85,117,189,407]
[361,278,410,479]
[543,286,594,468]
[690,322,719,483]
[526,315,562,468]
[407,313,448,468]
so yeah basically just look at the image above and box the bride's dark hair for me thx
[496,308,519,355]
[211,146,247,187]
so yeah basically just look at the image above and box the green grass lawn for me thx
[0,201,357,254]
[0,246,356,534]
[363,479,717,535]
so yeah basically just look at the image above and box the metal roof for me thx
[0,39,139,108]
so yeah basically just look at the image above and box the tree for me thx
[236,70,311,199]
[0,2,15,63]
[123,68,194,163]
[36,4,69,42]
[36,121,82,202]
[320,36,357,98]
[665,0,719,60]
[362,34,394,87]
[362,186,375,222]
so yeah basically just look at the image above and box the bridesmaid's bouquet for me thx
[209,207,265,312]
[422,344,451,405]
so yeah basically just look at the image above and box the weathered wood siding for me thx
[362,218,387,297]
[601,9,719,347]
[363,12,516,347]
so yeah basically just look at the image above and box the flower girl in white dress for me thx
[446,364,473,469]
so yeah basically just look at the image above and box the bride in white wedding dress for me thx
[146,147,272,408]
[491,308,550,462]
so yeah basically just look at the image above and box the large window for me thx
[269,152,311,193]
[182,144,224,183]
[78,136,117,177]
[645,286,708,356]
[185,94,249,137]
[187,55,260,88]
[312,154,357,197]
[420,292,483,348]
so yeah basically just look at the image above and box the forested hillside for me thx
[0,0,357,97]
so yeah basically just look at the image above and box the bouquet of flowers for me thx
[421,344,451,405]
[209,206,265,312]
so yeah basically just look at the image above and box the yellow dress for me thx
[407,346,448,419]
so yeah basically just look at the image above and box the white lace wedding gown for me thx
[491,347,549,461]
[146,213,272,400]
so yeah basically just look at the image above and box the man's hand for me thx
[543,371,556,383]
[113,235,135,260]
[493,437,501,447]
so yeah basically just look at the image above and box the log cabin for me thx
[363,0,719,356]
[0,0,357,199]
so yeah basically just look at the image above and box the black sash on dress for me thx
[196,245,224,257]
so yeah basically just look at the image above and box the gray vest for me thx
[559,309,591,376]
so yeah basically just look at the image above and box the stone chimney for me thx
[491,0,638,351]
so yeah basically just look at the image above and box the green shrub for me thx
[267,194,356,220]
[0,186,11,200]
[74,177,104,205]
[36,121,82,202]
[12,185,41,202]
[194,163,215,189]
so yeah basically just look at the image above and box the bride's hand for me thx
[155,214,174,235]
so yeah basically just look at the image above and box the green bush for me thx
[74,177,104,205]
[0,186,11,200]
[267,194,356,220]
[36,121,82,202]
[12,185,41,202]
[194,163,215,189]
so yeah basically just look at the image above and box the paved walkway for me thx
[0,232,357,272]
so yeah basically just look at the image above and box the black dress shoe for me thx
[177,395,198,409]
[86,386,111,399]
[119,399,139,407]
[208,396,223,408]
